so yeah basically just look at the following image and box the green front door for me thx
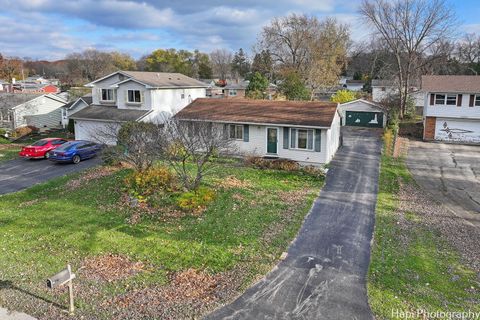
[345,111,383,128]
[267,128,278,154]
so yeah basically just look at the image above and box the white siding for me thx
[67,99,89,116]
[151,87,206,114]
[424,93,480,120]
[116,81,151,110]
[338,100,387,127]
[215,123,334,165]
[434,118,480,143]
[325,112,341,163]
[74,120,119,145]
[12,95,66,129]
[91,74,123,105]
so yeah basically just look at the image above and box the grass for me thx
[0,145,21,162]
[0,160,323,318]
[368,155,480,319]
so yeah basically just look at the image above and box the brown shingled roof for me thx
[176,99,338,127]
[422,75,480,93]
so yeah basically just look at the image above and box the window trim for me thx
[229,89,237,96]
[229,124,244,140]
[434,93,457,106]
[127,89,142,104]
[475,94,480,107]
[289,128,314,151]
[100,88,115,102]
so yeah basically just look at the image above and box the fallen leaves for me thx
[81,254,145,282]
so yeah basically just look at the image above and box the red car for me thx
[19,138,69,159]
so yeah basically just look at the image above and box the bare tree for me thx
[360,0,457,118]
[162,119,235,190]
[457,33,480,75]
[210,49,233,80]
[257,14,350,97]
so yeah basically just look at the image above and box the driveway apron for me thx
[206,127,381,320]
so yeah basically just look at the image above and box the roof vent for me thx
[156,73,160,78]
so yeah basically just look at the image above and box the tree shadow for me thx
[0,280,65,310]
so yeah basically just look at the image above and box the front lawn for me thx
[0,144,21,162]
[368,155,480,319]
[0,159,323,319]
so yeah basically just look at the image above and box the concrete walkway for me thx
[0,308,36,320]
[206,127,381,320]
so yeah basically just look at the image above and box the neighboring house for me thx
[422,75,480,143]
[62,94,92,127]
[201,79,224,98]
[343,80,365,92]
[0,93,67,129]
[372,79,423,108]
[0,80,9,92]
[176,99,341,165]
[13,82,60,94]
[69,71,208,144]
[338,99,387,128]
[223,80,277,98]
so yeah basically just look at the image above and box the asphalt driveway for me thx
[206,127,381,320]
[407,141,480,228]
[0,157,101,195]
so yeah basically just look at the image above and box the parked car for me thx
[19,138,68,159]
[48,140,102,164]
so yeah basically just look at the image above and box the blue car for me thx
[48,140,102,164]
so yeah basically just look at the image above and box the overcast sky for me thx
[0,0,479,61]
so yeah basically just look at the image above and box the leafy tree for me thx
[193,50,213,79]
[231,48,250,78]
[110,52,136,70]
[246,72,269,98]
[145,49,194,76]
[251,50,274,80]
[330,90,358,103]
[0,54,23,81]
[278,71,310,100]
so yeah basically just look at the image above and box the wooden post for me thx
[67,264,74,315]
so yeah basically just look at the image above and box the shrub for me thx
[245,156,326,178]
[176,187,215,212]
[124,166,177,203]
[330,89,358,103]
[102,145,124,166]
[0,128,7,136]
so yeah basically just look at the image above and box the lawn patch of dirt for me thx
[216,176,252,189]
[65,166,119,190]
[398,183,480,272]
[102,268,243,319]
[81,254,145,282]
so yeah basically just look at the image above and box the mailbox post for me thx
[46,264,76,315]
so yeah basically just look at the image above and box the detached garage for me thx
[339,99,386,128]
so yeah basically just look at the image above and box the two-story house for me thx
[422,75,480,143]
[69,71,207,144]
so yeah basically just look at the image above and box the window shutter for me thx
[307,130,314,150]
[290,129,297,148]
[243,124,249,142]
[141,91,145,104]
[430,94,435,105]
[470,95,475,107]
[283,127,289,149]
[457,94,462,107]
[314,129,321,152]
[223,124,228,139]
[97,88,101,100]
[125,90,128,103]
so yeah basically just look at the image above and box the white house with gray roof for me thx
[69,71,207,144]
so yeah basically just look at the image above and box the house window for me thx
[181,93,185,99]
[229,124,243,140]
[229,89,237,96]
[290,128,314,150]
[434,94,456,105]
[476,95,480,106]
[127,90,142,103]
[101,89,115,101]
[381,87,386,92]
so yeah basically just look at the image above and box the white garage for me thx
[70,106,152,145]
[434,118,480,143]
[338,99,387,128]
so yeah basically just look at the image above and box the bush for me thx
[67,119,75,134]
[102,145,124,166]
[12,126,38,138]
[124,166,177,203]
[330,90,359,103]
[176,187,215,212]
[0,128,6,136]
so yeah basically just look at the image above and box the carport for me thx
[339,99,386,128]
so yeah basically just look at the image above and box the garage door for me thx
[435,118,480,143]
[345,111,383,128]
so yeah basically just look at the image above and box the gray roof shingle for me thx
[0,93,42,111]
[121,71,208,88]
[69,105,151,122]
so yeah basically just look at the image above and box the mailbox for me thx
[47,267,75,289]
[46,264,76,314]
